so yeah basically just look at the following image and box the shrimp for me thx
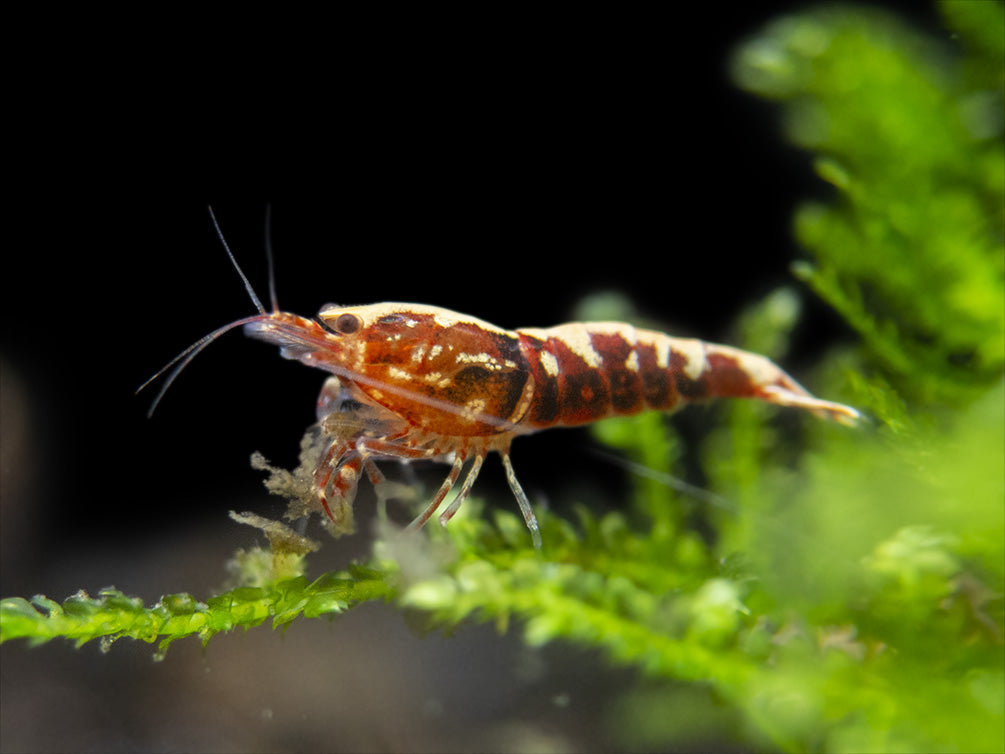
[142,212,860,549]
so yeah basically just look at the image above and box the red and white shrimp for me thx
[143,213,860,549]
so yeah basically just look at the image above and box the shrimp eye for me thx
[333,313,361,334]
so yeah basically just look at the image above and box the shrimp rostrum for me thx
[144,229,859,550]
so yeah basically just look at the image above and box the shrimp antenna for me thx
[264,203,279,313]
[588,447,739,515]
[208,205,266,315]
[136,314,271,416]
[138,207,273,415]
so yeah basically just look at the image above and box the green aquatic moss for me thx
[3,3,1003,752]
[0,563,392,661]
[733,1,1004,408]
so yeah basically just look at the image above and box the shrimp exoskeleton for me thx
[142,210,860,550]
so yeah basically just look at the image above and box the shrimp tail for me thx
[699,343,861,425]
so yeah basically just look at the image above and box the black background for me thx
[2,3,946,751]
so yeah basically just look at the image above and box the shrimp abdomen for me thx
[517,323,859,428]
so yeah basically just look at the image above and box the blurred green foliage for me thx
[733,0,1004,409]
[3,3,1003,752]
